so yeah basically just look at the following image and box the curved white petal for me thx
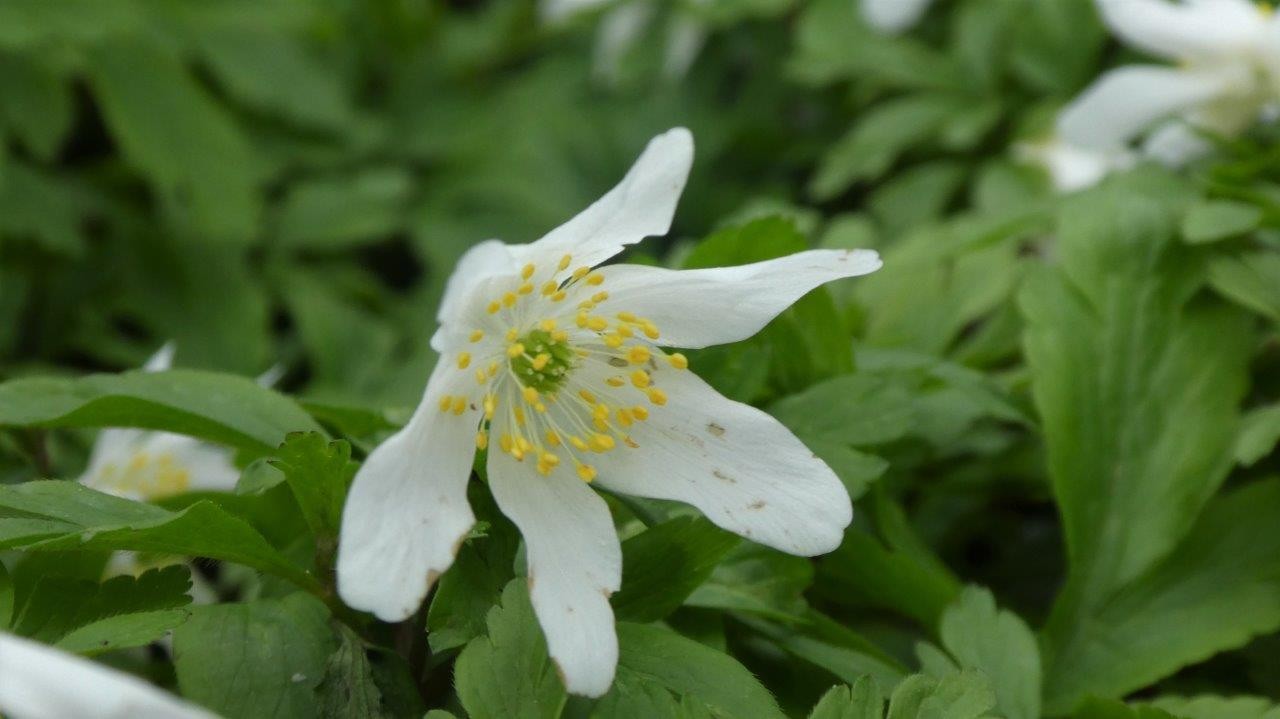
[487,445,622,697]
[437,239,519,328]
[143,343,176,372]
[1096,0,1267,60]
[860,0,935,34]
[594,3,654,82]
[1141,120,1214,167]
[593,249,881,349]
[592,367,852,556]
[515,128,693,270]
[336,362,481,621]
[1057,65,1240,150]
[1015,137,1135,192]
[663,14,708,80]
[0,632,217,719]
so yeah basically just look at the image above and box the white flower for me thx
[1058,0,1280,159]
[860,0,937,34]
[543,0,709,82]
[0,632,216,719]
[336,128,881,696]
[1016,135,1137,192]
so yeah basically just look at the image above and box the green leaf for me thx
[682,216,807,269]
[0,560,12,627]
[455,580,567,719]
[316,623,386,719]
[0,51,72,161]
[741,612,908,693]
[0,482,319,592]
[269,432,356,545]
[770,374,915,449]
[1023,170,1250,612]
[56,609,191,655]
[885,671,996,719]
[613,516,740,623]
[602,622,786,719]
[807,677,884,719]
[1208,251,1280,321]
[0,160,85,255]
[0,369,322,455]
[1045,480,1280,713]
[86,39,259,243]
[686,543,813,620]
[1235,404,1280,467]
[938,587,1040,719]
[0,0,142,48]
[11,565,190,649]
[1146,695,1280,719]
[275,169,412,249]
[1071,698,1178,719]
[173,593,335,719]
[1182,200,1262,243]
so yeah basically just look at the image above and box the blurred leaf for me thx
[1236,404,1280,467]
[868,161,966,235]
[1007,0,1106,94]
[275,169,412,249]
[686,543,812,620]
[455,580,567,719]
[1146,695,1280,719]
[0,0,142,48]
[613,516,739,623]
[1182,200,1262,243]
[0,51,72,160]
[174,593,335,719]
[0,160,85,255]
[807,677,883,719]
[938,587,1040,719]
[1207,251,1280,321]
[1071,698,1179,719]
[0,481,319,592]
[0,369,322,454]
[87,39,259,243]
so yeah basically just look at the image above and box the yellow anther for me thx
[514,407,526,426]
[522,386,540,404]
[539,318,558,331]
[521,263,536,280]
[542,281,559,295]
[540,451,560,467]
[668,352,689,369]
[606,376,625,387]
[633,405,649,421]
[570,435,589,451]
[552,291,567,302]
[475,369,487,384]
[647,388,668,405]
[507,343,526,358]
[604,333,624,348]
[517,282,534,295]
[559,254,572,271]
[487,362,500,378]
[500,434,514,453]
[577,463,597,482]
[503,328,516,343]
[517,437,533,452]
[546,430,562,446]
[591,291,609,303]
[593,416,610,431]
[469,330,485,342]
[627,346,650,364]
[531,353,551,370]
[591,433,616,451]
[586,316,608,331]
[641,321,660,339]
[534,402,547,413]
[592,403,610,420]
[484,394,498,419]
[502,292,517,307]
[578,300,595,311]
[618,408,634,427]
[616,324,633,338]
[586,274,604,286]
[624,436,640,449]
[576,311,589,328]
[617,311,637,322]
[552,330,569,342]
[512,444,525,461]
[631,370,651,388]
[572,266,590,281]
[487,301,501,314]
[439,395,453,412]
[579,389,597,403]
[457,352,472,369]
[451,396,467,415]
[536,462,552,476]
[476,431,489,450]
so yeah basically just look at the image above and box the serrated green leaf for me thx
[885,670,996,719]
[173,593,335,719]
[269,432,356,544]
[55,608,191,655]
[613,516,739,623]
[11,564,189,644]
[808,677,884,719]
[316,623,386,719]
[939,587,1040,719]
[0,369,322,455]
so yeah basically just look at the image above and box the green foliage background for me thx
[4,0,1280,717]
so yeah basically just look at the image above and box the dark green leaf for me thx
[613,516,739,623]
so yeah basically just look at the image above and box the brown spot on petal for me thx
[748,500,766,511]
[707,422,726,437]
[713,470,736,484]
[608,357,628,368]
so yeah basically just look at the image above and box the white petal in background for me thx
[336,363,481,621]
[487,449,623,698]
[860,0,936,34]
[1057,65,1243,150]
[0,632,217,719]
[1096,0,1268,60]
[592,367,853,556]
[1015,137,1135,192]
[595,249,882,349]
[514,127,694,270]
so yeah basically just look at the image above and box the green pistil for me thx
[510,329,575,393]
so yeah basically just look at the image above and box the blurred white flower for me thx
[1016,135,1137,192]
[543,0,709,82]
[860,0,936,34]
[1058,0,1280,160]
[336,128,880,696]
[0,632,216,719]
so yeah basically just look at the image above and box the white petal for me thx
[591,367,852,556]
[1015,137,1134,192]
[1057,65,1240,150]
[1141,120,1214,167]
[137,433,240,493]
[593,3,654,83]
[487,446,622,697]
[336,362,480,621]
[860,0,935,34]
[436,239,519,329]
[516,128,693,270]
[143,343,175,372]
[542,0,611,23]
[1097,0,1267,60]
[662,14,707,80]
[0,632,216,719]
[593,249,881,349]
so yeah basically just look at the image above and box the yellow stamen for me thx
[457,352,471,369]
[502,292,517,307]
[633,405,649,421]
[668,353,689,369]
[606,377,625,387]
[559,254,572,271]
[617,311,637,322]
[552,291,567,302]
[586,274,604,286]
[476,431,489,450]
[590,433,615,451]
[546,430,562,446]
[542,281,559,296]
[572,266,590,281]
[531,353,551,370]
[507,343,525,358]
[647,388,668,405]
[487,301,500,314]
[631,370,651,388]
[517,282,533,295]
[469,330,485,342]
[604,333,624,348]
[570,435,589,451]
[539,318,558,331]
[627,346,650,364]
[451,396,467,415]
[591,291,609,303]
[522,386,539,403]
[521,263,536,280]
[586,316,608,331]
[579,389,597,403]
[577,463,597,482]
[438,395,453,412]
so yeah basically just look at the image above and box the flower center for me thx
[93,451,192,500]
[437,254,690,483]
